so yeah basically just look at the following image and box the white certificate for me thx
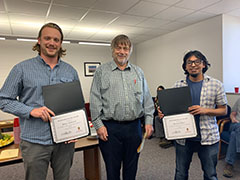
[163,113,197,140]
[50,109,90,143]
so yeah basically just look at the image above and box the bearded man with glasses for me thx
[158,50,227,180]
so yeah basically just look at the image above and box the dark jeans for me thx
[175,140,219,180]
[99,119,142,180]
[154,116,165,138]
[225,123,240,165]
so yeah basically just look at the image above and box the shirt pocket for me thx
[134,80,143,103]
[60,77,74,83]
[100,75,110,94]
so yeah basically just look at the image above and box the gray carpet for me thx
[1,137,240,180]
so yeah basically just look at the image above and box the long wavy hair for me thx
[32,22,66,57]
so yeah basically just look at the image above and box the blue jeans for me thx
[175,141,219,180]
[225,123,240,165]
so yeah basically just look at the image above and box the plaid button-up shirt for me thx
[0,55,80,145]
[175,75,227,145]
[90,61,154,130]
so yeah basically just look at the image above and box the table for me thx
[0,137,101,180]
[0,119,14,132]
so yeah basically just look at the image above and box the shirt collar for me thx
[181,75,210,84]
[110,60,131,71]
[37,55,62,66]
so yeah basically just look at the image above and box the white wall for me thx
[222,14,240,93]
[136,15,223,97]
[0,39,136,120]
[136,14,240,107]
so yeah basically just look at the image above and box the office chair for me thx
[217,105,231,159]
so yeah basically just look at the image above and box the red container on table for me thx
[13,117,21,144]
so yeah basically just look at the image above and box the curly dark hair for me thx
[182,50,210,75]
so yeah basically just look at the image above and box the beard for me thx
[189,73,199,78]
[114,56,128,66]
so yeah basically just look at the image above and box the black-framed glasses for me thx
[186,59,202,66]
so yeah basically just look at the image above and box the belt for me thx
[106,118,141,124]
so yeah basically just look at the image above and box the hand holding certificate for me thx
[50,109,89,143]
[162,113,196,140]
[157,86,197,140]
[43,81,90,143]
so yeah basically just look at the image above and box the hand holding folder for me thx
[42,81,90,143]
[157,86,197,140]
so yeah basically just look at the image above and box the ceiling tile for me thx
[107,24,152,35]
[92,0,139,13]
[0,23,11,35]
[65,29,95,40]
[1,0,240,44]
[111,14,147,26]
[136,18,170,28]
[53,0,96,8]
[9,14,45,26]
[11,23,40,37]
[30,0,51,3]
[227,8,240,17]
[177,11,216,24]
[89,33,116,42]
[145,28,170,36]
[126,1,169,17]
[161,21,187,31]
[6,0,50,16]
[0,13,8,23]
[0,0,5,12]
[144,0,182,6]
[45,17,77,28]
[175,0,221,10]
[130,34,155,44]
[203,0,240,14]
[81,10,119,25]
[48,4,87,20]
[154,6,194,20]
[74,21,105,31]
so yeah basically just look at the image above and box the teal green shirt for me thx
[90,61,154,130]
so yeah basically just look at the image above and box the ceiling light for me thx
[78,42,110,46]
[62,41,70,44]
[17,38,37,42]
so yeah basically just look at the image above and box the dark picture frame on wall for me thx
[84,62,101,77]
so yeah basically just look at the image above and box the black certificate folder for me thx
[157,86,192,116]
[42,81,85,115]
[42,81,90,143]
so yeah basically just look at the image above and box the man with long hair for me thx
[0,22,81,180]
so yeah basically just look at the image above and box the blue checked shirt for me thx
[0,55,79,145]
[90,61,154,130]
[175,75,227,145]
